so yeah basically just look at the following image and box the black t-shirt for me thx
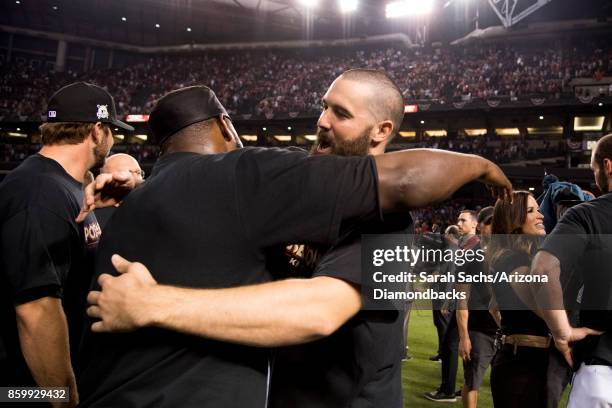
[269,213,411,408]
[0,154,101,386]
[463,243,498,334]
[77,148,381,408]
[491,249,550,337]
[540,192,612,365]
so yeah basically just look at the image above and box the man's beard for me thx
[93,136,110,168]
[311,126,372,157]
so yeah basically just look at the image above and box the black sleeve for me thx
[539,206,588,270]
[235,148,381,248]
[0,206,72,303]
[312,235,361,285]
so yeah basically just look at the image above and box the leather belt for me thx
[503,334,552,354]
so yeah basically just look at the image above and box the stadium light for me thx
[121,17,127,22]
[339,0,358,13]
[274,135,292,142]
[155,23,160,28]
[186,27,192,32]
[539,115,544,120]
[304,135,317,141]
[299,0,319,9]
[574,116,605,132]
[15,1,20,4]
[386,0,434,18]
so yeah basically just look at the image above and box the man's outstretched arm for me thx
[79,149,512,218]
[88,255,361,347]
[375,149,511,211]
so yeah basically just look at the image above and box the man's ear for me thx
[372,120,394,144]
[217,115,242,148]
[91,122,104,144]
[217,116,233,142]
[604,158,612,176]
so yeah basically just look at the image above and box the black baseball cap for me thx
[46,82,134,131]
[148,85,228,145]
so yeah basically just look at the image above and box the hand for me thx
[76,171,136,223]
[87,254,157,332]
[480,161,512,201]
[459,336,472,362]
[553,326,604,367]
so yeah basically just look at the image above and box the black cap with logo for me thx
[148,85,228,145]
[46,82,134,131]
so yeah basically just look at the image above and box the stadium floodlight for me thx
[386,0,434,18]
[121,16,127,22]
[339,0,358,13]
[155,23,160,28]
[186,27,192,32]
[299,0,319,9]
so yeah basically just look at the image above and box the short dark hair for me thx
[160,118,216,155]
[477,206,495,225]
[39,122,107,146]
[459,209,478,221]
[340,69,404,139]
[594,133,612,169]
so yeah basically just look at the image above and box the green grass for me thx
[402,309,570,407]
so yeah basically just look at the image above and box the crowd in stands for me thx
[407,137,566,164]
[411,199,491,235]
[0,136,566,166]
[1,37,611,121]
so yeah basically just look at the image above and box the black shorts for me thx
[462,330,496,390]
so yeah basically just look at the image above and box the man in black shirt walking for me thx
[0,82,133,406]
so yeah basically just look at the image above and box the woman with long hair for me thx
[488,191,570,408]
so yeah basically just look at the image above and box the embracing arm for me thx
[88,256,360,347]
[375,149,511,211]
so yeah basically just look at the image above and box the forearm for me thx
[375,149,493,210]
[456,309,470,339]
[16,298,77,404]
[143,276,361,347]
[530,251,567,331]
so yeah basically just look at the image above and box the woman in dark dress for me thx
[488,191,570,408]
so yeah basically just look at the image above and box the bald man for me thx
[101,153,145,186]
[95,153,144,228]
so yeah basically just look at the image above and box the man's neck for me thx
[39,144,91,183]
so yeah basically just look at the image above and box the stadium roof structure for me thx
[0,0,611,46]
